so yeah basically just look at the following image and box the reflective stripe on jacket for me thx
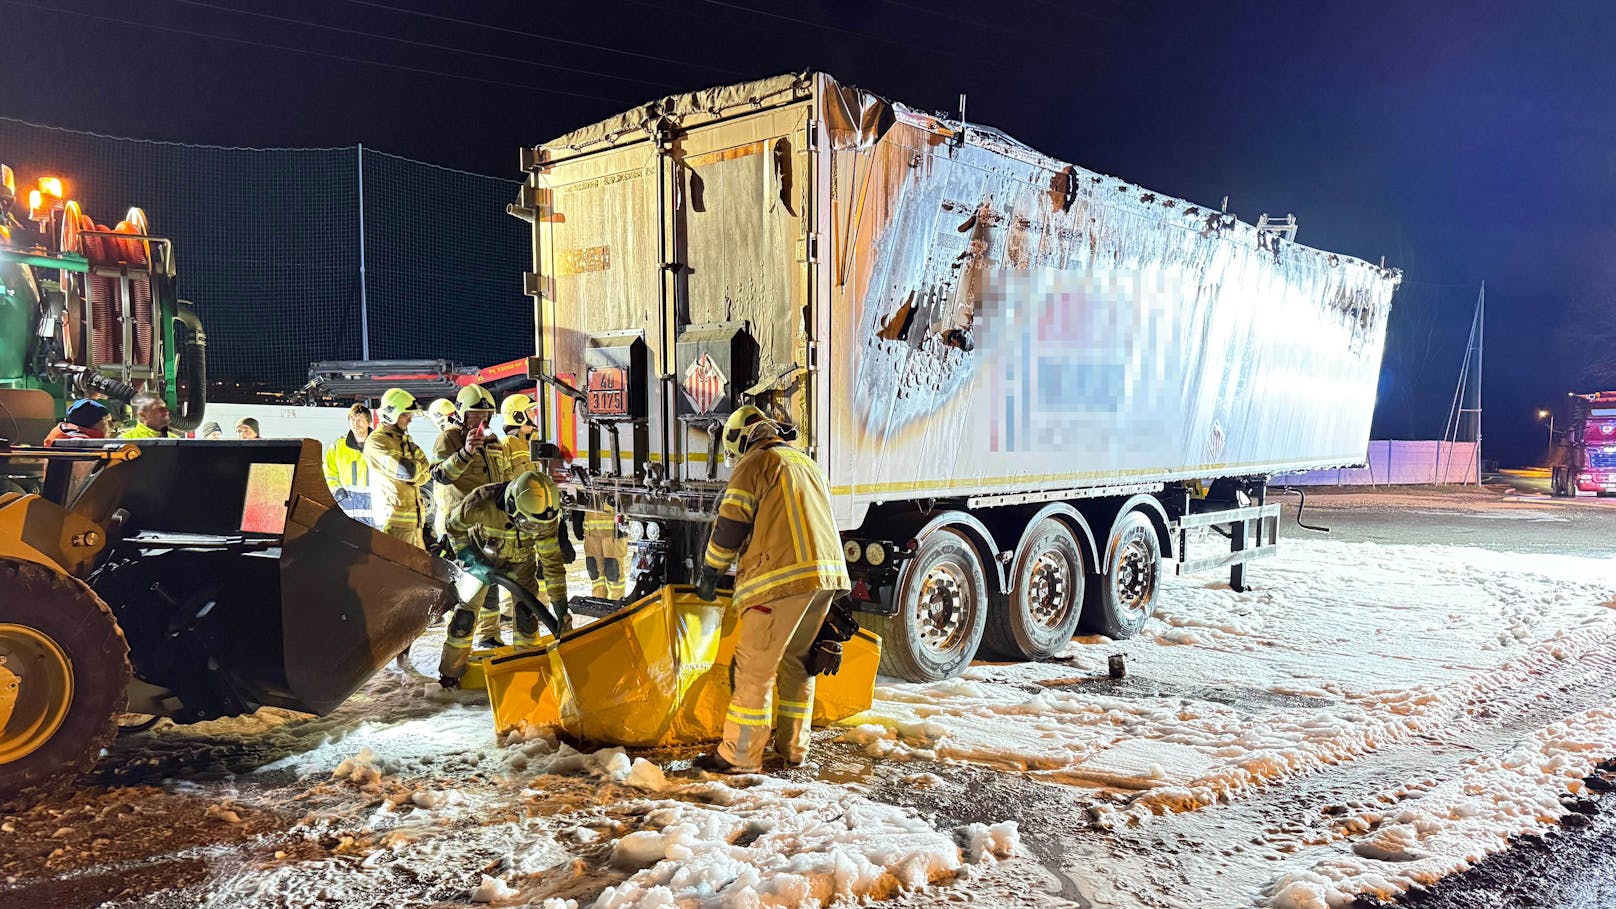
[430,424,508,531]
[364,421,430,535]
[324,431,373,524]
[446,482,569,605]
[502,429,534,478]
[702,442,849,610]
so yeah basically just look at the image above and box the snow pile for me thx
[595,776,1010,908]
[1264,706,1616,908]
[470,873,519,903]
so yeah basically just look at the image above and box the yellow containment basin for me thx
[483,586,880,747]
[460,646,516,691]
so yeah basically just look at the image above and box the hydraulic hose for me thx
[79,371,140,404]
[483,568,563,637]
[1276,486,1330,534]
[167,302,207,431]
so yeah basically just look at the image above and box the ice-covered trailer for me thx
[512,73,1399,682]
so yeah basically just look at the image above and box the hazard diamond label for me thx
[682,353,727,414]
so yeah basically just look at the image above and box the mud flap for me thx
[279,492,455,714]
[484,585,881,746]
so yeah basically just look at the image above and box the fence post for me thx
[357,143,371,360]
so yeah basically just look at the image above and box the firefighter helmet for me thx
[377,387,420,425]
[500,393,534,427]
[455,384,495,415]
[722,405,779,463]
[505,471,560,524]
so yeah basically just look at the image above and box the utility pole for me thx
[1440,282,1485,484]
[357,143,371,360]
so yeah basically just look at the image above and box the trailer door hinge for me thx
[807,233,819,263]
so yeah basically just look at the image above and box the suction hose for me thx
[484,568,564,637]
[167,302,207,431]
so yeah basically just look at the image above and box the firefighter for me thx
[44,398,109,445]
[430,386,506,530]
[425,397,458,433]
[122,391,178,438]
[583,503,627,600]
[498,393,537,476]
[363,387,431,546]
[432,385,511,643]
[323,402,374,526]
[438,471,571,688]
[692,405,850,773]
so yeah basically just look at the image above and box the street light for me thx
[1537,409,1555,456]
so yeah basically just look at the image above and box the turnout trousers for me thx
[438,561,549,681]
[718,589,835,770]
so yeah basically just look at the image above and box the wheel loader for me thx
[0,437,456,807]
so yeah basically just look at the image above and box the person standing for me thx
[363,388,431,546]
[44,399,109,445]
[693,405,850,773]
[235,417,262,439]
[437,471,571,688]
[431,385,508,644]
[121,392,178,438]
[324,402,375,526]
[497,393,538,476]
[197,421,224,440]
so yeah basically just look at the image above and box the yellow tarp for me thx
[484,586,880,746]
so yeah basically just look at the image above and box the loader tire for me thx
[867,529,986,682]
[983,518,1086,661]
[0,558,131,811]
[1080,510,1161,640]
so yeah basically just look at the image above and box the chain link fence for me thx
[0,116,531,390]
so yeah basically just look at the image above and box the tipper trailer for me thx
[511,73,1400,682]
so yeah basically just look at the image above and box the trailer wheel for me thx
[1081,510,1162,639]
[0,558,131,810]
[867,529,987,682]
[983,519,1085,660]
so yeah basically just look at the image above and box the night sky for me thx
[4,0,1610,466]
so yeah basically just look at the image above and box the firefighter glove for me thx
[558,517,576,564]
[332,487,351,505]
[804,639,844,676]
[694,566,721,602]
[455,546,493,581]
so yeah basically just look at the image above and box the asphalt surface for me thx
[1289,484,1616,908]
[1278,480,1616,557]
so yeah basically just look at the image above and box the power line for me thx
[167,0,668,89]
[2,0,628,103]
[332,0,747,79]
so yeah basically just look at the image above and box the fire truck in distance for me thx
[1551,391,1616,497]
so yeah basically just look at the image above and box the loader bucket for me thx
[55,438,455,719]
[484,585,880,746]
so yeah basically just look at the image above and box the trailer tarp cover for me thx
[521,73,1400,528]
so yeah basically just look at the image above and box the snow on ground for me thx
[178,674,1018,908]
[841,540,1616,829]
[1265,707,1616,908]
[7,530,1616,909]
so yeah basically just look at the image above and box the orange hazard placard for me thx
[587,366,627,416]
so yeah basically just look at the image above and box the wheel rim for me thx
[915,561,971,657]
[1115,538,1158,622]
[0,623,76,765]
[1026,550,1075,629]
